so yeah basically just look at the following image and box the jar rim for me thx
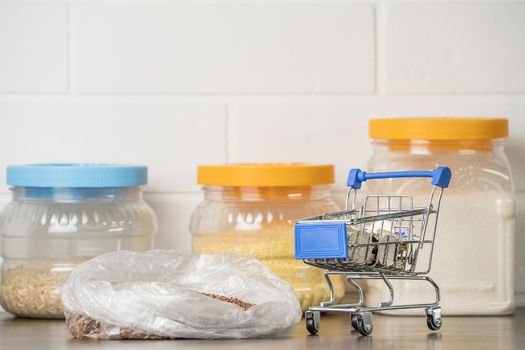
[371,139,505,152]
[11,186,142,200]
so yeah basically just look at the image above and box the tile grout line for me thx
[66,0,79,97]
[225,97,237,164]
[224,103,229,164]
[375,2,386,96]
[66,1,73,96]
[2,94,525,100]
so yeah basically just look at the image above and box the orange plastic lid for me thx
[369,118,508,141]
[197,163,334,187]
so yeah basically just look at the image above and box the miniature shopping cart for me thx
[294,167,451,336]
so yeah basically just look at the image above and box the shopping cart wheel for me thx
[351,314,359,330]
[305,311,320,335]
[355,312,373,336]
[426,307,442,331]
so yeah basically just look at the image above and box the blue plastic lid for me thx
[6,164,148,188]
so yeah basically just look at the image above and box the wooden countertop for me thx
[1,309,523,350]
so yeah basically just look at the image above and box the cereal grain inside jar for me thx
[0,259,86,319]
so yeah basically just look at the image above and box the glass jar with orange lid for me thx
[365,118,515,315]
[189,164,345,311]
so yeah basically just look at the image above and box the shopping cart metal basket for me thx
[294,166,452,336]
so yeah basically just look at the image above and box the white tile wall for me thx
[0,98,226,193]
[145,192,202,254]
[74,2,375,94]
[231,96,525,191]
[0,2,68,93]
[229,99,372,189]
[0,0,524,305]
[386,2,525,94]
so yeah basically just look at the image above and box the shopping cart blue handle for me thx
[347,166,452,189]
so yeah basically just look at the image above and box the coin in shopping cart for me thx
[394,257,407,271]
[376,234,399,268]
[347,227,374,265]
[365,235,379,266]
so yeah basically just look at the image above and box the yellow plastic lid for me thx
[369,118,508,141]
[197,163,334,187]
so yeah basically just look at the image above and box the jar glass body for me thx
[0,187,157,318]
[366,139,515,315]
[190,185,345,311]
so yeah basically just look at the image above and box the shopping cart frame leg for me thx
[378,272,394,307]
[320,271,365,308]
[309,272,441,313]
[306,273,442,336]
[346,277,365,307]
[347,274,441,312]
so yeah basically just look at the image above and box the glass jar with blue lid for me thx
[0,164,157,318]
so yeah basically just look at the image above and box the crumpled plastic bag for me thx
[60,250,302,340]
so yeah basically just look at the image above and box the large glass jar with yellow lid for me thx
[190,164,345,311]
[365,118,514,315]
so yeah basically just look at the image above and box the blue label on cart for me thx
[294,223,348,259]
